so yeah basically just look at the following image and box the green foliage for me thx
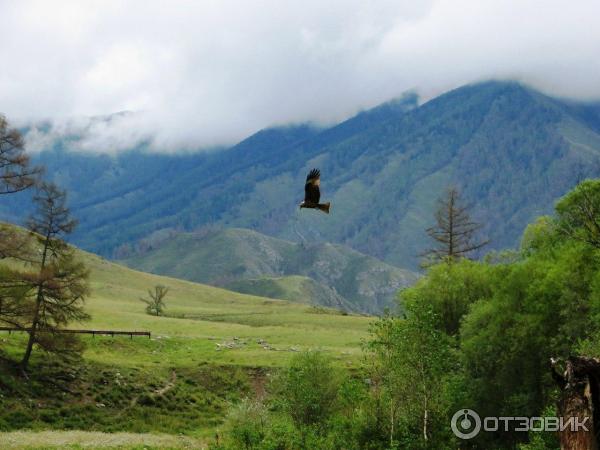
[215,351,380,450]
[383,179,600,448]
[400,259,494,335]
[460,233,597,430]
[276,351,340,430]
[0,353,250,436]
[221,399,270,449]
[556,179,600,248]
[367,301,456,448]
[0,264,32,328]
[517,407,560,450]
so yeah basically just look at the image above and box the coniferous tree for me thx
[20,182,90,371]
[0,114,40,346]
[0,225,35,329]
[0,266,33,329]
[0,114,41,195]
[422,187,488,266]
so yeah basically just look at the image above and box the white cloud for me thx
[1,0,599,152]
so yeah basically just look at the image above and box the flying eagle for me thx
[299,168,330,214]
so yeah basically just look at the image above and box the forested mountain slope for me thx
[4,81,600,269]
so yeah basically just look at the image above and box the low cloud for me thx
[1,0,599,153]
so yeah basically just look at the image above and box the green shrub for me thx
[223,398,268,450]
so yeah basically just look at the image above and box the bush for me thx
[219,398,268,450]
[277,351,340,431]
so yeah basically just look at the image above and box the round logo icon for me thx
[451,409,481,439]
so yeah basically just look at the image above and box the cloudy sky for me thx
[1,0,599,152]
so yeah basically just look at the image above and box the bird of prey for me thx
[299,168,330,214]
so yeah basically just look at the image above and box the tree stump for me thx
[551,356,600,450]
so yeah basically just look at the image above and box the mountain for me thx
[224,275,350,310]
[120,227,418,314]
[5,81,600,269]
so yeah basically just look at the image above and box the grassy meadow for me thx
[83,250,371,368]
[0,246,373,448]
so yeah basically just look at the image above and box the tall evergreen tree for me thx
[422,187,488,266]
[20,182,89,371]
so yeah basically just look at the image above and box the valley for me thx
[2,80,600,449]
[0,232,371,448]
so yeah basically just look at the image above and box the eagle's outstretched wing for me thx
[304,168,320,204]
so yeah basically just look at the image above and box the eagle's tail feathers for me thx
[318,202,331,214]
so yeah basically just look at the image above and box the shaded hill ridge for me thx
[3,81,600,269]
[121,227,418,314]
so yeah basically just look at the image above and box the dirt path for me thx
[249,368,267,401]
[154,370,177,396]
[128,369,177,408]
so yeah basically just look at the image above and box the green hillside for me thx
[0,223,371,368]
[69,242,371,367]
[0,225,372,447]
[121,227,417,313]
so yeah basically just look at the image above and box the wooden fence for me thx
[0,326,151,339]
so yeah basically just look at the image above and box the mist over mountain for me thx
[3,81,600,271]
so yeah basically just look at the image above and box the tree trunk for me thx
[20,290,42,371]
[423,394,428,441]
[20,233,50,372]
[389,400,396,447]
[551,356,599,450]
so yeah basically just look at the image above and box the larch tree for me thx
[0,114,41,348]
[0,113,40,268]
[20,182,90,372]
[0,114,41,195]
[421,187,488,266]
[0,266,33,330]
[0,225,36,329]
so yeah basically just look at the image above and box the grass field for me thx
[83,250,371,368]
[0,430,206,449]
[0,242,374,448]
